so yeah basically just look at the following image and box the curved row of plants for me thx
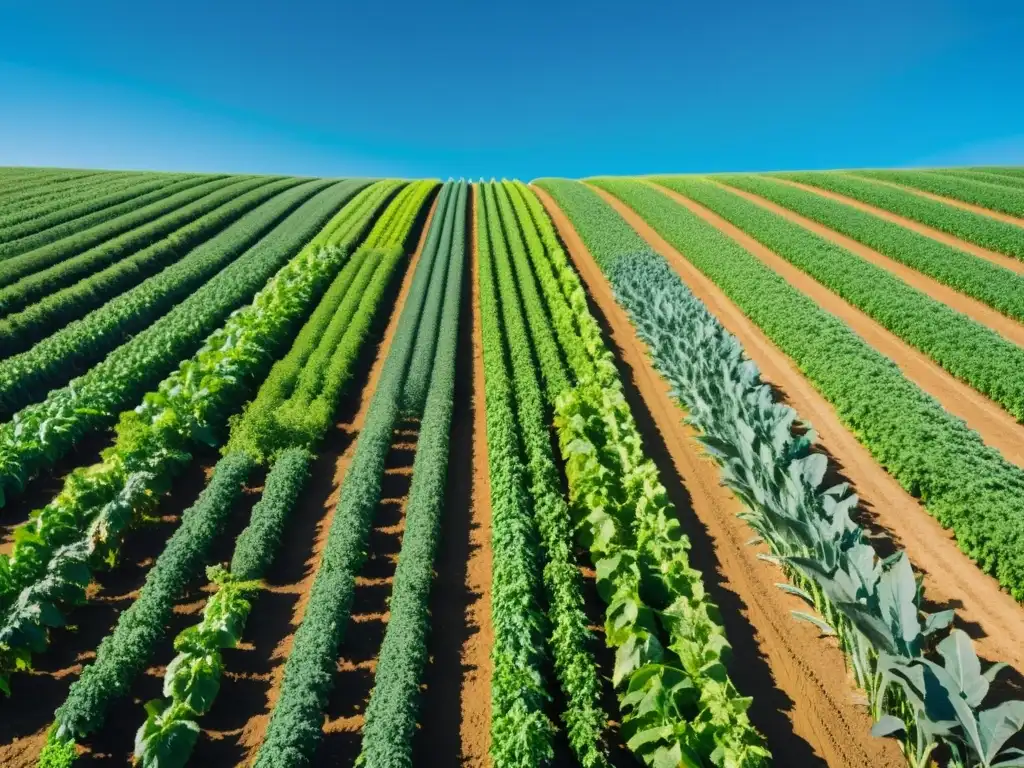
[478,181,610,767]
[35,181,427,768]
[0,170,103,210]
[716,173,1024,323]
[0,183,373,701]
[513,180,770,767]
[651,176,1024,422]
[251,181,451,768]
[774,171,1024,261]
[851,169,1024,218]
[0,175,273,314]
[936,168,1024,191]
[0,176,307,358]
[0,178,331,412]
[0,173,194,255]
[0,179,365,507]
[537,177,1024,766]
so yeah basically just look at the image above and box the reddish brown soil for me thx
[872,177,1024,228]
[449,184,494,766]
[717,180,1024,347]
[776,177,1024,275]
[0,452,222,767]
[642,181,1024,469]
[556,183,1024,711]
[411,187,491,767]
[534,183,905,767]
[190,194,440,765]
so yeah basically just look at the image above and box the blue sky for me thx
[1,0,1022,179]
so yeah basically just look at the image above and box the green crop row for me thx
[968,167,1024,180]
[716,174,1024,322]
[0,180,358,508]
[130,449,310,768]
[475,183,557,767]
[130,181,419,768]
[252,181,448,768]
[0,175,272,314]
[0,173,187,252]
[650,176,1024,421]
[933,168,1024,191]
[0,175,235,283]
[400,184,460,414]
[36,453,254,768]
[569,177,1024,599]
[0,185,370,711]
[0,177,306,359]
[531,179,770,767]
[0,171,111,212]
[0,171,147,233]
[358,181,468,768]
[774,171,1024,261]
[539,177,1024,768]
[0,179,332,416]
[850,169,1024,217]
[481,181,608,767]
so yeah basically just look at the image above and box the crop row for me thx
[850,169,1024,217]
[774,171,1024,260]
[0,177,368,708]
[479,181,608,767]
[529,180,770,767]
[717,174,1024,322]
[31,182,415,764]
[575,176,1024,598]
[0,179,330,415]
[538,177,1024,768]
[651,176,1024,421]
[0,179,362,508]
[935,168,1024,191]
[121,182,423,768]
[359,181,468,768]
[0,177,307,360]
[0,175,274,314]
[0,170,145,234]
[0,175,232,282]
[252,181,448,767]
[0,170,109,212]
[0,173,188,252]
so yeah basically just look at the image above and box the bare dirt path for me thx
[871,177,1024,228]
[412,186,492,767]
[190,193,440,766]
[559,183,1024,699]
[715,180,1024,347]
[639,182,1024,469]
[533,184,902,768]
[775,178,1024,275]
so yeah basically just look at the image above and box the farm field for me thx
[0,165,1023,768]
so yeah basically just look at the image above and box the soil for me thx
[0,450,222,767]
[717,180,1024,348]
[776,178,1024,275]
[554,182,1024,710]
[872,178,1024,228]
[189,193,439,765]
[534,182,907,767]
[642,181,1024,469]
[412,185,492,767]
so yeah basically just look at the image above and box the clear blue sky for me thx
[1,0,1022,179]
